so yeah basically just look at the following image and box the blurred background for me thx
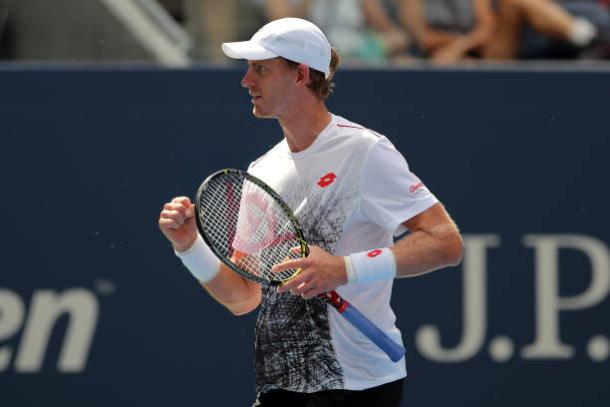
[1,1,609,406]
[2,0,610,66]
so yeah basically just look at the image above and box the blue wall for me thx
[1,66,609,406]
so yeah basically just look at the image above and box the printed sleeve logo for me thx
[317,172,337,188]
[367,249,382,258]
[410,182,425,194]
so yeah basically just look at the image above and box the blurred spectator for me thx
[183,0,238,61]
[398,0,492,61]
[517,0,610,59]
[488,0,609,59]
[160,0,265,62]
[398,0,610,62]
[263,0,412,64]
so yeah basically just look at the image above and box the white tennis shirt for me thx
[249,114,438,392]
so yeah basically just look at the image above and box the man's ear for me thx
[295,63,311,86]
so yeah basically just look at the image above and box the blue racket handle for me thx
[341,303,406,362]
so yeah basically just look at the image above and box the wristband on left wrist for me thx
[344,248,397,284]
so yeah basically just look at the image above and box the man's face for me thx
[241,58,297,119]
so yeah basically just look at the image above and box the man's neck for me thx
[279,103,332,153]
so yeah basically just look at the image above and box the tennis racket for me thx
[194,168,405,362]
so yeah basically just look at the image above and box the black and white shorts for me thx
[253,379,405,407]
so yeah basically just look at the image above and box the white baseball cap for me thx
[222,18,332,78]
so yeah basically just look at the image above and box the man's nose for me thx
[241,68,255,88]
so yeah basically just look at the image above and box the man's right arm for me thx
[199,262,261,316]
[159,196,261,315]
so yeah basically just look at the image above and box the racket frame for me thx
[195,168,308,285]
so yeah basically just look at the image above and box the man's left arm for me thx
[392,202,463,278]
[275,203,462,298]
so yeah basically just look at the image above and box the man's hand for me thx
[274,246,347,299]
[158,196,198,252]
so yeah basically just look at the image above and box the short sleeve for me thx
[359,138,439,235]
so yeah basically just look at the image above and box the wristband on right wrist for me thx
[175,234,220,283]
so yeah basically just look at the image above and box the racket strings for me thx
[199,173,301,283]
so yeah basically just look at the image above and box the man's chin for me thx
[252,108,276,119]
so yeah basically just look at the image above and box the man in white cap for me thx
[159,17,462,407]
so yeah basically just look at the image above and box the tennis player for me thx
[159,17,463,407]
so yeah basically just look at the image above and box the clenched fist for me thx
[158,196,198,252]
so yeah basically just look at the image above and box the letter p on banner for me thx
[521,234,610,359]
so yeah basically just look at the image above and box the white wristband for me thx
[344,248,397,284]
[175,234,220,283]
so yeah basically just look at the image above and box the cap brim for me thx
[221,41,278,61]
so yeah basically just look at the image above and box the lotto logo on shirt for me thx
[317,172,337,188]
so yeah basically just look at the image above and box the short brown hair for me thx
[283,48,340,100]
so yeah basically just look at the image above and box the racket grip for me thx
[341,304,406,362]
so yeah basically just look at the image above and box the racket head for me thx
[195,168,309,285]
